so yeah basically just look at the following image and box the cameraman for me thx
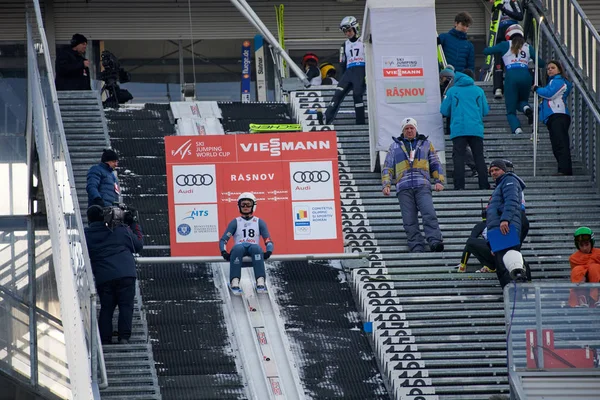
[85,205,143,345]
[55,33,91,91]
[87,149,120,208]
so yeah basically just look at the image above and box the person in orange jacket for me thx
[569,226,600,307]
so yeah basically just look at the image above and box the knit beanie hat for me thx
[70,33,88,47]
[101,149,119,163]
[489,159,507,172]
[400,117,418,132]
[440,65,455,79]
[87,205,105,223]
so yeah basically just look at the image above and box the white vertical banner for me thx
[254,34,267,102]
[364,0,444,170]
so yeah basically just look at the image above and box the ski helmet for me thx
[319,62,337,80]
[302,53,319,68]
[340,16,360,36]
[505,24,524,40]
[574,226,595,249]
[401,117,418,132]
[237,192,257,215]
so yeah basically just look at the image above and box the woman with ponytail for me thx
[534,60,573,175]
[484,24,544,135]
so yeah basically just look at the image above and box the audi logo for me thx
[176,174,214,186]
[293,170,331,183]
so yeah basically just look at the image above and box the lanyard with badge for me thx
[407,141,416,165]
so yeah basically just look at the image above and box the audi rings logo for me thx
[293,170,331,183]
[176,174,214,186]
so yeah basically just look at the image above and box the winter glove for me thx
[93,197,104,207]
[436,36,441,46]
[532,85,539,92]
[264,251,272,260]
[221,251,230,261]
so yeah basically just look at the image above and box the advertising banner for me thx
[364,2,444,158]
[165,132,343,256]
[254,35,267,102]
[241,40,252,102]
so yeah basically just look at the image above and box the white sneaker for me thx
[576,295,589,308]
[514,128,523,135]
[494,89,503,99]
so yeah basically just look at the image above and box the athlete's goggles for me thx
[240,201,253,207]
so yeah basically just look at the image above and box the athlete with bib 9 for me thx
[219,192,274,295]
[317,16,366,126]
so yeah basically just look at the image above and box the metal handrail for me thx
[0,284,63,327]
[28,0,106,394]
[136,252,367,264]
[533,0,600,100]
[228,0,309,87]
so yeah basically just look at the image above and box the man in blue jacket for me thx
[85,205,143,345]
[440,69,490,190]
[438,12,475,73]
[87,149,121,207]
[486,160,527,288]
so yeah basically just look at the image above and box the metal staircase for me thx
[292,83,600,399]
[57,91,162,400]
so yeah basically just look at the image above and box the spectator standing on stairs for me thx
[483,24,543,135]
[569,227,600,308]
[87,149,121,208]
[440,66,479,179]
[382,118,445,253]
[85,205,143,345]
[534,60,573,176]
[317,16,366,126]
[55,33,91,91]
[438,12,475,73]
[440,69,491,190]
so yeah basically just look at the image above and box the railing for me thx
[504,282,600,398]
[527,1,600,188]
[26,0,105,397]
[0,283,70,400]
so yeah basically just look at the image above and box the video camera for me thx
[102,203,137,228]
[100,50,133,108]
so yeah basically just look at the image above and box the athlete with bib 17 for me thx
[318,16,366,126]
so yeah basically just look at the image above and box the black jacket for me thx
[55,47,91,91]
[85,221,143,286]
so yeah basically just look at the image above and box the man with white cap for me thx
[382,118,446,253]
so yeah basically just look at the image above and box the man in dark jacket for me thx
[87,149,120,207]
[486,159,527,288]
[438,12,475,73]
[55,33,91,91]
[85,205,143,345]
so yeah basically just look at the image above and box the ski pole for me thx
[533,16,544,177]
